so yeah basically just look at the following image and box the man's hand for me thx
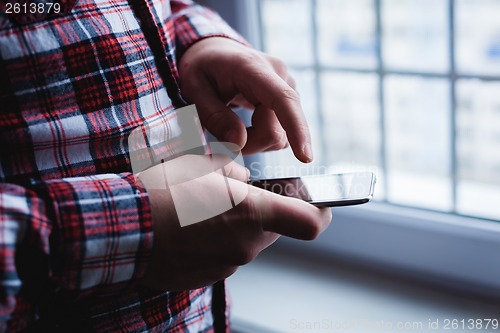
[178,37,313,163]
[138,155,331,291]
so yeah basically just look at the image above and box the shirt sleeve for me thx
[0,173,153,323]
[170,0,249,58]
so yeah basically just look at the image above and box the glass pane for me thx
[317,0,377,69]
[455,0,500,76]
[457,80,500,220]
[320,72,383,197]
[382,0,449,73]
[261,0,313,66]
[385,76,452,210]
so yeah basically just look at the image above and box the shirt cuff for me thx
[171,1,250,58]
[35,173,153,293]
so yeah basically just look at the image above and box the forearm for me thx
[0,172,154,320]
[34,173,153,294]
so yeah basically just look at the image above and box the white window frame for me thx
[201,0,500,297]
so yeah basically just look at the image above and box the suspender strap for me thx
[212,280,227,333]
[127,0,184,108]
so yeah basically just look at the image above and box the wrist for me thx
[179,36,247,74]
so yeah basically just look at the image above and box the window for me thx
[256,0,500,221]
[201,0,500,294]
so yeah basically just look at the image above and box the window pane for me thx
[455,0,500,76]
[385,76,452,210]
[457,80,500,220]
[320,72,382,194]
[261,0,313,66]
[317,0,377,69]
[382,0,449,73]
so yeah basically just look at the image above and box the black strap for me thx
[127,0,184,108]
[20,309,90,333]
[212,280,227,333]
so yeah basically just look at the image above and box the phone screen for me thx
[249,172,376,207]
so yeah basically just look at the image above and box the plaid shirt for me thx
[0,0,244,331]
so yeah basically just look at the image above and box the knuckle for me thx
[239,196,261,223]
[238,52,266,71]
[284,88,300,101]
[272,58,288,77]
[271,88,301,113]
[246,50,264,62]
[267,130,288,150]
[279,88,301,105]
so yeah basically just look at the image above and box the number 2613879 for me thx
[5,2,61,14]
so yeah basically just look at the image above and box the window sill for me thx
[228,240,500,333]
[277,202,500,298]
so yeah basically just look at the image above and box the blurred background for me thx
[197,0,500,332]
[257,0,500,220]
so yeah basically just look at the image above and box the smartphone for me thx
[249,172,376,207]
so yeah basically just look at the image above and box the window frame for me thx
[201,0,500,296]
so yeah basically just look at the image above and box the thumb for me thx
[189,77,247,148]
[250,186,332,240]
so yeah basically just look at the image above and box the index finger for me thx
[237,66,313,163]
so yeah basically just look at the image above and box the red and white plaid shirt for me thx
[0,0,244,331]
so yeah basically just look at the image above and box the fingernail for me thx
[302,143,313,163]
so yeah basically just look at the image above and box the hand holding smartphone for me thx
[249,172,376,207]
